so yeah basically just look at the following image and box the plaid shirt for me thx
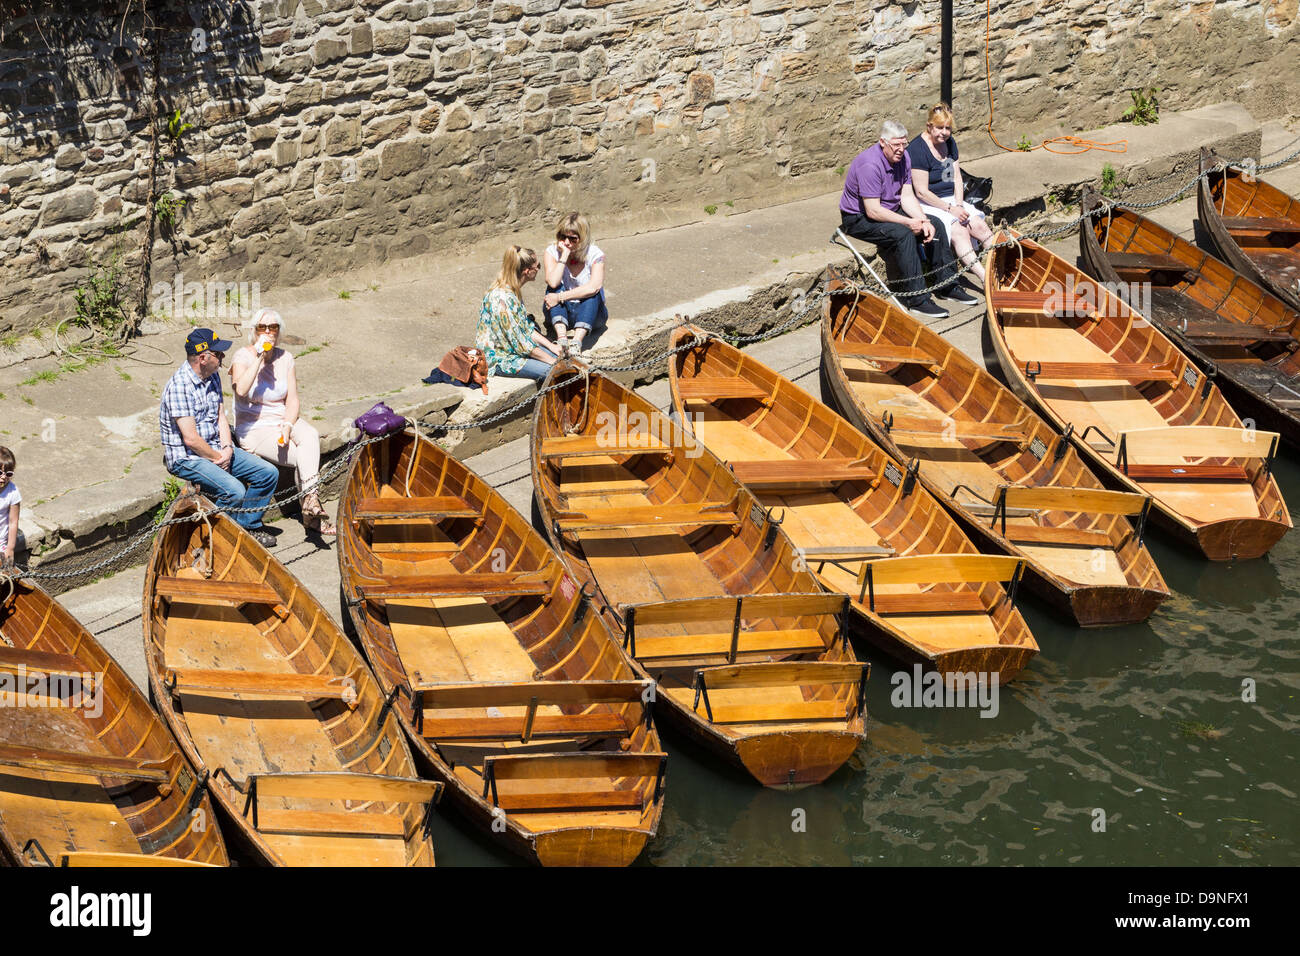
[159,362,225,469]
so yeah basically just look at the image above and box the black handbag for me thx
[963,173,994,212]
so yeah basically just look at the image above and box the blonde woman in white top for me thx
[542,211,607,352]
[229,309,334,536]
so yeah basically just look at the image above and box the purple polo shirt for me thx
[839,143,912,216]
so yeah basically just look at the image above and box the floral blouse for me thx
[476,287,535,376]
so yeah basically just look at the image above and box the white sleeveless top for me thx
[546,242,605,293]
[231,346,292,440]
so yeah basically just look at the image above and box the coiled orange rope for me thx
[984,0,1128,154]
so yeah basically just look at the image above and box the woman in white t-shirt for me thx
[229,309,334,536]
[543,212,607,353]
[0,446,20,569]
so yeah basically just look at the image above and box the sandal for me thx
[302,494,337,537]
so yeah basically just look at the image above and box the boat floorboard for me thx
[262,831,408,867]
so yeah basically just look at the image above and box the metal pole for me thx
[831,229,907,311]
[941,0,953,107]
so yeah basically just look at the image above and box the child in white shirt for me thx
[0,446,20,569]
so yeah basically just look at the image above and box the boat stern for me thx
[533,827,652,867]
[1067,583,1170,628]
[733,729,864,790]
[1195,514,1293,561]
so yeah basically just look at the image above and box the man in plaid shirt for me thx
[159,328,279,547]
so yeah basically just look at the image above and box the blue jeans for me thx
[170,448,279,529]
[544,286,608,333]
[498,357,554,382]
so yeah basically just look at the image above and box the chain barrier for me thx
[15,142,1300,585]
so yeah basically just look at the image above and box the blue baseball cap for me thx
[185,328,233,356]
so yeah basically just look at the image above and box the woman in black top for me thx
[907,103,993,283]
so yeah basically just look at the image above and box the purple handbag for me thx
[353,402,407,437]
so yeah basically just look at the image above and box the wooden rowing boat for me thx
[0,578,227,868]
[667,326,1049,668]
[1081,190,1300,448]
[986,231,1292,560]
[1198,147,1300,312]
[531,361,869,789]
[813,291,1170,627]
[144,497,441,867]
[337,429,667,866]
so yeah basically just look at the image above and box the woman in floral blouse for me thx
[475,246,563,382]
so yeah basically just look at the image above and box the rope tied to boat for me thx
[561,363,592,436]
[999,226,1026,289]
[405,417,424,498]
[187,501,215,579]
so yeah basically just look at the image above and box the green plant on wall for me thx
[166,108,195,149]
[72,247,131,338]
[1121,87,1159,126]
[153,476,184,525]
[155,191,187,235]
[1015,135,1033,152]
[1100,162,1125,198]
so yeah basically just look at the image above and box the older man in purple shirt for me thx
[839,119,976,319]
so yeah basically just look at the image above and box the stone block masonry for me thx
[0,0,1296,335]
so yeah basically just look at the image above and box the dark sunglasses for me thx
[560,234,579,242]
[255,324,280,332]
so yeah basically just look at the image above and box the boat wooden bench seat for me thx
[795,546,899,561]
[357,571,550,602]
[1000,524,1113,547]
[633,629,826,669]
[153,577,279,608]
[481,751,667,813]
[1220,215,1300,238]
[0,645,89,682]
[855,554,1024,614]
[1121,463,1249,480]
[58,852,219,868]
[353,496,478,522]
[989,288,1098,318]
[691,661,868,724]
[0,742,173,786]
[243,772,442,838]
[837,341,944,374]
[1115,425,1279,482]
[727,457,878,490]
[677,377,769,403]
[990,485,1150,546]
[165,667,359,704]
[413,678,651,743]
[881,411,1029,445]
[554,500,740,533]
[1104,251,1199,283]
[621,593,847,663]
[1176,318,1295,346]
[1022,359,1178,383]
[538,434,674,462]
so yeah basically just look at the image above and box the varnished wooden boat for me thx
[1081,190,1300,448]
[338,430,667,866]
[144,497,442,867]
[1198,147,1300,312]
[667,325,1047,670]
[0,578,227,868]
[531,360,869,789]
[986,231,1291,560]
[813,292,1170,626]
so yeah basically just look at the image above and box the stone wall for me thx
[1,0,1296,335]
